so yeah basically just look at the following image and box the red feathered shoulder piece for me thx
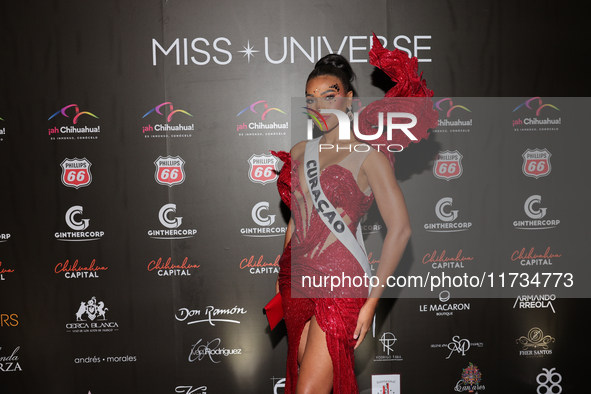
[270,150,291,209]
[357,33,439,167]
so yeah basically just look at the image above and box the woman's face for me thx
[305,75,353,133]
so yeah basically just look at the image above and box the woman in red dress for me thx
[273,35,437,394]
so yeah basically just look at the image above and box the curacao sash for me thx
[304,137,372,295]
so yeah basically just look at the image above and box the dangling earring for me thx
[346,105,353,122]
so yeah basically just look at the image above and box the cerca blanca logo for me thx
[424,197,472,233]
[66,296,119,333]
[148,203,197,240]
[55,205,105,242]
[241,202,287,237]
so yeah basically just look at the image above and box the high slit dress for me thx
[273,146,374,394]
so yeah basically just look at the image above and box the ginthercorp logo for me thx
[522,149,551,178]
[433,150,463,180]
[142,102,194,138]
[512,97,561,131]
[516,327,554,357]
[154,156,186,186]
[148,204,197,240]
[55,205,105,242]
[66,296,119,333]
[536,368,562,394]
[434,98,472,132]
[271,377,286,394]
[513,195,560,230]
[241,202,287,237]
[424,197,472,233]
[371,374,400,394]
[48,104,100,140]
[455,363,484,393]
[248,154,279,185]
[236,100,288,137]
[61,158,92,188]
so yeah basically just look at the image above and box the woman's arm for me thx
[354,151,412,348]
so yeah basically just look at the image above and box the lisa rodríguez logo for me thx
[522,149,551,179]
[241,201,287,237]
[424,197,472,233]
[55,205,105,242]
[512,97,561,132]
[0,346,22,372]
[54,258,108,279]
[372,374,400,394]
[48,104,100,140]
[66,296,119,333]
[513,294,556,313]
[154,156,186,186]
[433,150,463,180]
[61,158,92,188]
[147,256,200,277]
[513,195,560,230]
[248,154,279,185]
[419,290,471,317]
[188,338,242,363]
[430,335,483,359]
[148,203,197,240]
[516,327,554,357]
[142,102,194,139]
[236,100,288,137]
[175,305,247,326]
[375,332,402,362]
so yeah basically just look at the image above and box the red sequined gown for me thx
[272,148,374,394]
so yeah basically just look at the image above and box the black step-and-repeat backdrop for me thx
[1,1,589,393]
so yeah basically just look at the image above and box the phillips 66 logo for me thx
[433,150,463,181]
[61,158,92,188]
[522,148,551,179]
[154,155,186,186]
[248,154,279,185]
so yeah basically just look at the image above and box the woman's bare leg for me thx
[295,316,333,394]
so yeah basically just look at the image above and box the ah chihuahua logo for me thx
[142,102,195,137]
[433,98,473,132]
[236,100,288,136]
[513,97,560,116]
[48,104,101,140]
[49,104,99,124]
[511,97,561,131]
[143,102,193,122]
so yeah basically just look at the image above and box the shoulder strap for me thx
[303,138,372,293]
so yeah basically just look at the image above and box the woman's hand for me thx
[353,298,378,349]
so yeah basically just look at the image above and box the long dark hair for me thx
[306,54,358,96]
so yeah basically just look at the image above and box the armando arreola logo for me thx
[61,158,92,188]
[48,104,100,140]
[513,195,560,230]
[66,296,119,333]
[142,102,194,138]
[424,197,472,233]
[241,201,287,237]
[154,156,186,186]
